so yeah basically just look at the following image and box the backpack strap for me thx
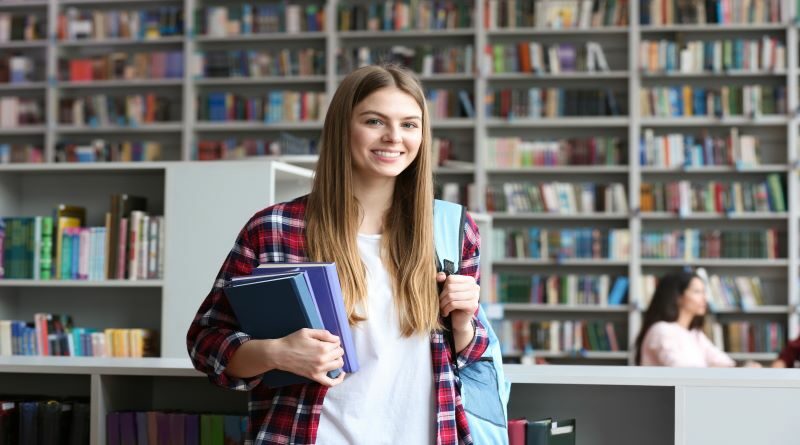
[433,199,466,275]
[433,199,467,380]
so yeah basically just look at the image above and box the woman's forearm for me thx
[225,338,280,379]
[453,322,476,354]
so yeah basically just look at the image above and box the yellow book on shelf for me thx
[104,328,115,357]
[682,85,693,116]
[53,205,85,280]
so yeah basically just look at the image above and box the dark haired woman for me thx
[634,271,734,367]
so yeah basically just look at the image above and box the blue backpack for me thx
[433,199,511,445]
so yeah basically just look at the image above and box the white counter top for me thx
[504,364,800,388]
[0,356,202,376]
[1,357,798,389]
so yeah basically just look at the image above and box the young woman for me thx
[634,271,735,367]
[186,64,488,445]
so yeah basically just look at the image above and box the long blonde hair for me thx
[305,64,439,336]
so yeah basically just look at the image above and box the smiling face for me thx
[349,86,423,183]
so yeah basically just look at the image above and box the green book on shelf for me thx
[200,414,224,445]
[766,174,786,212]
[40,217,53,280]
[527,418,576,445]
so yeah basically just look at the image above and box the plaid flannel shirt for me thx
[186,195,489,445]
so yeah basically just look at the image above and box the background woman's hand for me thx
[272,328,346,387]
[437,272,480,332]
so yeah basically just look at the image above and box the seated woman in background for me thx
[634,271,735,367]
[771,336,800,368]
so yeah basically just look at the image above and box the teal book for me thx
[224,270,341,387]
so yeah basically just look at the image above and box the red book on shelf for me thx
[69,60,92,81]
[507,418,526,445]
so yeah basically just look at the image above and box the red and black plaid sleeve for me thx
[185,215,262,390]
[455,212,489,368]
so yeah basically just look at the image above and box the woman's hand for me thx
[272,328,346,387]
[437,272,480,335]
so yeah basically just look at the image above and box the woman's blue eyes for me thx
[365,118,418,128]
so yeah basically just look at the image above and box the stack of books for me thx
[224,262,358,387]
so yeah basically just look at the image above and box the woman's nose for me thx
[382,126,401,143]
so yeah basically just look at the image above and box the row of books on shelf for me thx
[427,89,475,119]
[495,319,623,356]
[59,7,184,41]
[196,132,318,160]
[0,55,35,85]
[722,321,784,353]
[57,140,164,163]
[639,37,786,74]
[62,51,184,82]
[486,181,629,214]
[484,0,630,29]
[339,44,474,76]
[640,128,761,167]
[492,227,631,260]
[488,87,624,118]
[338,1,471,31]
[0,144,42,164]
[1,211,164,281]
[491,273,629,305]
[640,228,781,259]
[640,270,768,310]
[430,137,462,167]
[640,175,786,214]
[436,182,477,209]
[198,4,324,36]
[194,48,325,79]
[197,91,325,123]
[107,411,247,445]
[0,12,43,43]
[59,94,173,127]
[0,399,90,445]
[0,195,162,281]
[641,0,784,25]
[484,41,611,74]
[0,97,42,128]
[486,136,627,168]
[498,321,785,358]
[640,84,787,117]
[490,271,771,311]
[494,227,787,260]
[0,314,157,357]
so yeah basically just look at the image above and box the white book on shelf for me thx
[0,13,9,43]
[598,274,610,306]
[579,0,593,28]
[550,320,561,353]
[0,97,17,128]
[139,214,149,280]
[208,7,228,37]
[0,320,11,356]
[285,5,301,33]
[587,42,609,72]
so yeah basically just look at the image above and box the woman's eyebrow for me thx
[358,110,421,121]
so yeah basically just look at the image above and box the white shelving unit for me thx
[0,0,797,369]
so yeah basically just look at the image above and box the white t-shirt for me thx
[316,233,435,444]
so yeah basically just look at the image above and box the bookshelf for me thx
[0,0,798,370]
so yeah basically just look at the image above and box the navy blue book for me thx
[249,262,359,374]
[224,270,342,387]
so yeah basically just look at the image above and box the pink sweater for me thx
[640,321,735,367]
